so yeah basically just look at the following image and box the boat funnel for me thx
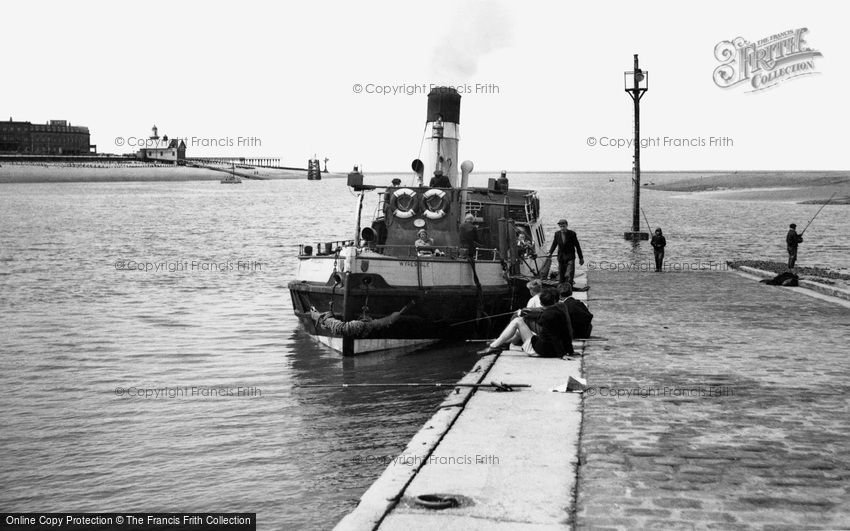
[424,87,460,187]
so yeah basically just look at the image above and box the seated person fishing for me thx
[558,284,593,339]
[477,289,574,357]
[414,229,443,256]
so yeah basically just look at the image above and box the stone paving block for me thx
[575,271,850,529]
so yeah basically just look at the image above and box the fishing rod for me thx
[465,336,609,342]
[298,381,530,389]
[641,207,653,236]
[800,192,838,235]
[449,309,518,327]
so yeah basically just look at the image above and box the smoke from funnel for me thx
[429,2,514,79]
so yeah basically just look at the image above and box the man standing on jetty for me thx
[651,228,667,272]
[549,219,584,287]
[786,223,803,269]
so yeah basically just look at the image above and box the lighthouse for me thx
[423,87,461,187]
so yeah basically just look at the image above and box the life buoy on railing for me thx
[389,188,418,218]
[421,188,450,220]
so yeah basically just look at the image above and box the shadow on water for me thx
[281,329,481,527]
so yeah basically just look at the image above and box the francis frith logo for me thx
[713,28,822,92]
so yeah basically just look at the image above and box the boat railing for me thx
[299,240,355,256]
[297,241,502,261]
[364,245,502,261]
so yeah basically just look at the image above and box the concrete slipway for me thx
[335,289,590,531]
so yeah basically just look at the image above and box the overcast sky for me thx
[2,1,845,171]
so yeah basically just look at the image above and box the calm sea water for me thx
[1,173,847,530]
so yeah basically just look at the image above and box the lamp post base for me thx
[623,231,649,241]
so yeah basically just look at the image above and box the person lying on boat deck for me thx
[786,223,803,269]
[429,169,451,188]
[477,289,574,357]
[650,228,666,272]
[549,219,584,287]
[459,213,481,255]
[415,229,442,256]
[517,231,534,258]
[558,284,593,339]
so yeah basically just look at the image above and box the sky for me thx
[2,1,846,171]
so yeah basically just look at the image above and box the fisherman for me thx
[786,223,803,269]
[558,284,593,339]
[429,169,451,188]
[506,279,546,347]
[548,219,584,287]
[650,228,666,272]
[524,279,544,309]
[477,289,573,357]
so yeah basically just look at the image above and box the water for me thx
[0,173,847,529]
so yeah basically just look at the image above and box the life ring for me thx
[390,188,418,218]
[421,188,450,220]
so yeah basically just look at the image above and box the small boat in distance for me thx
[221,163,242,184]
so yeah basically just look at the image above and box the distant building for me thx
[0,118,94,155]
[137,139,186,163]
[136,125,186,164]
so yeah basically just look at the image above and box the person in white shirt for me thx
[525,279,544,309]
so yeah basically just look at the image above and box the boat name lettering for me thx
[398,260,431,268]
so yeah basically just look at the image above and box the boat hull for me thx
[289,260,529,355]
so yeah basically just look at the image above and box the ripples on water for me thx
[0,173,847,529]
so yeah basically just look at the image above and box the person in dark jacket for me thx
[429,169,451,188]
[650,228,666,272]
[786,223,803,269]
[558,284,593,338]
[548,219,584,287]
[477,289,573,357]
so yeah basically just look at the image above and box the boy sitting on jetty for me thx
[477,289,574,357]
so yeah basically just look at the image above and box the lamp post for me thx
[623,54,649,241]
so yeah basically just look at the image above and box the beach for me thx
[646,171,850,204]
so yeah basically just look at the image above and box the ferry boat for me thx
[288,87,555,355]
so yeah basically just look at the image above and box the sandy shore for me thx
[647,171,850,204]
[0,163,345,183]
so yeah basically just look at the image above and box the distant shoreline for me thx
[646,171,850,205]
[0,162,346,183]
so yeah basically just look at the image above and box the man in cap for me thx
[384,178,403,208]
[548,219,584,287]
[786,223,803,269]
